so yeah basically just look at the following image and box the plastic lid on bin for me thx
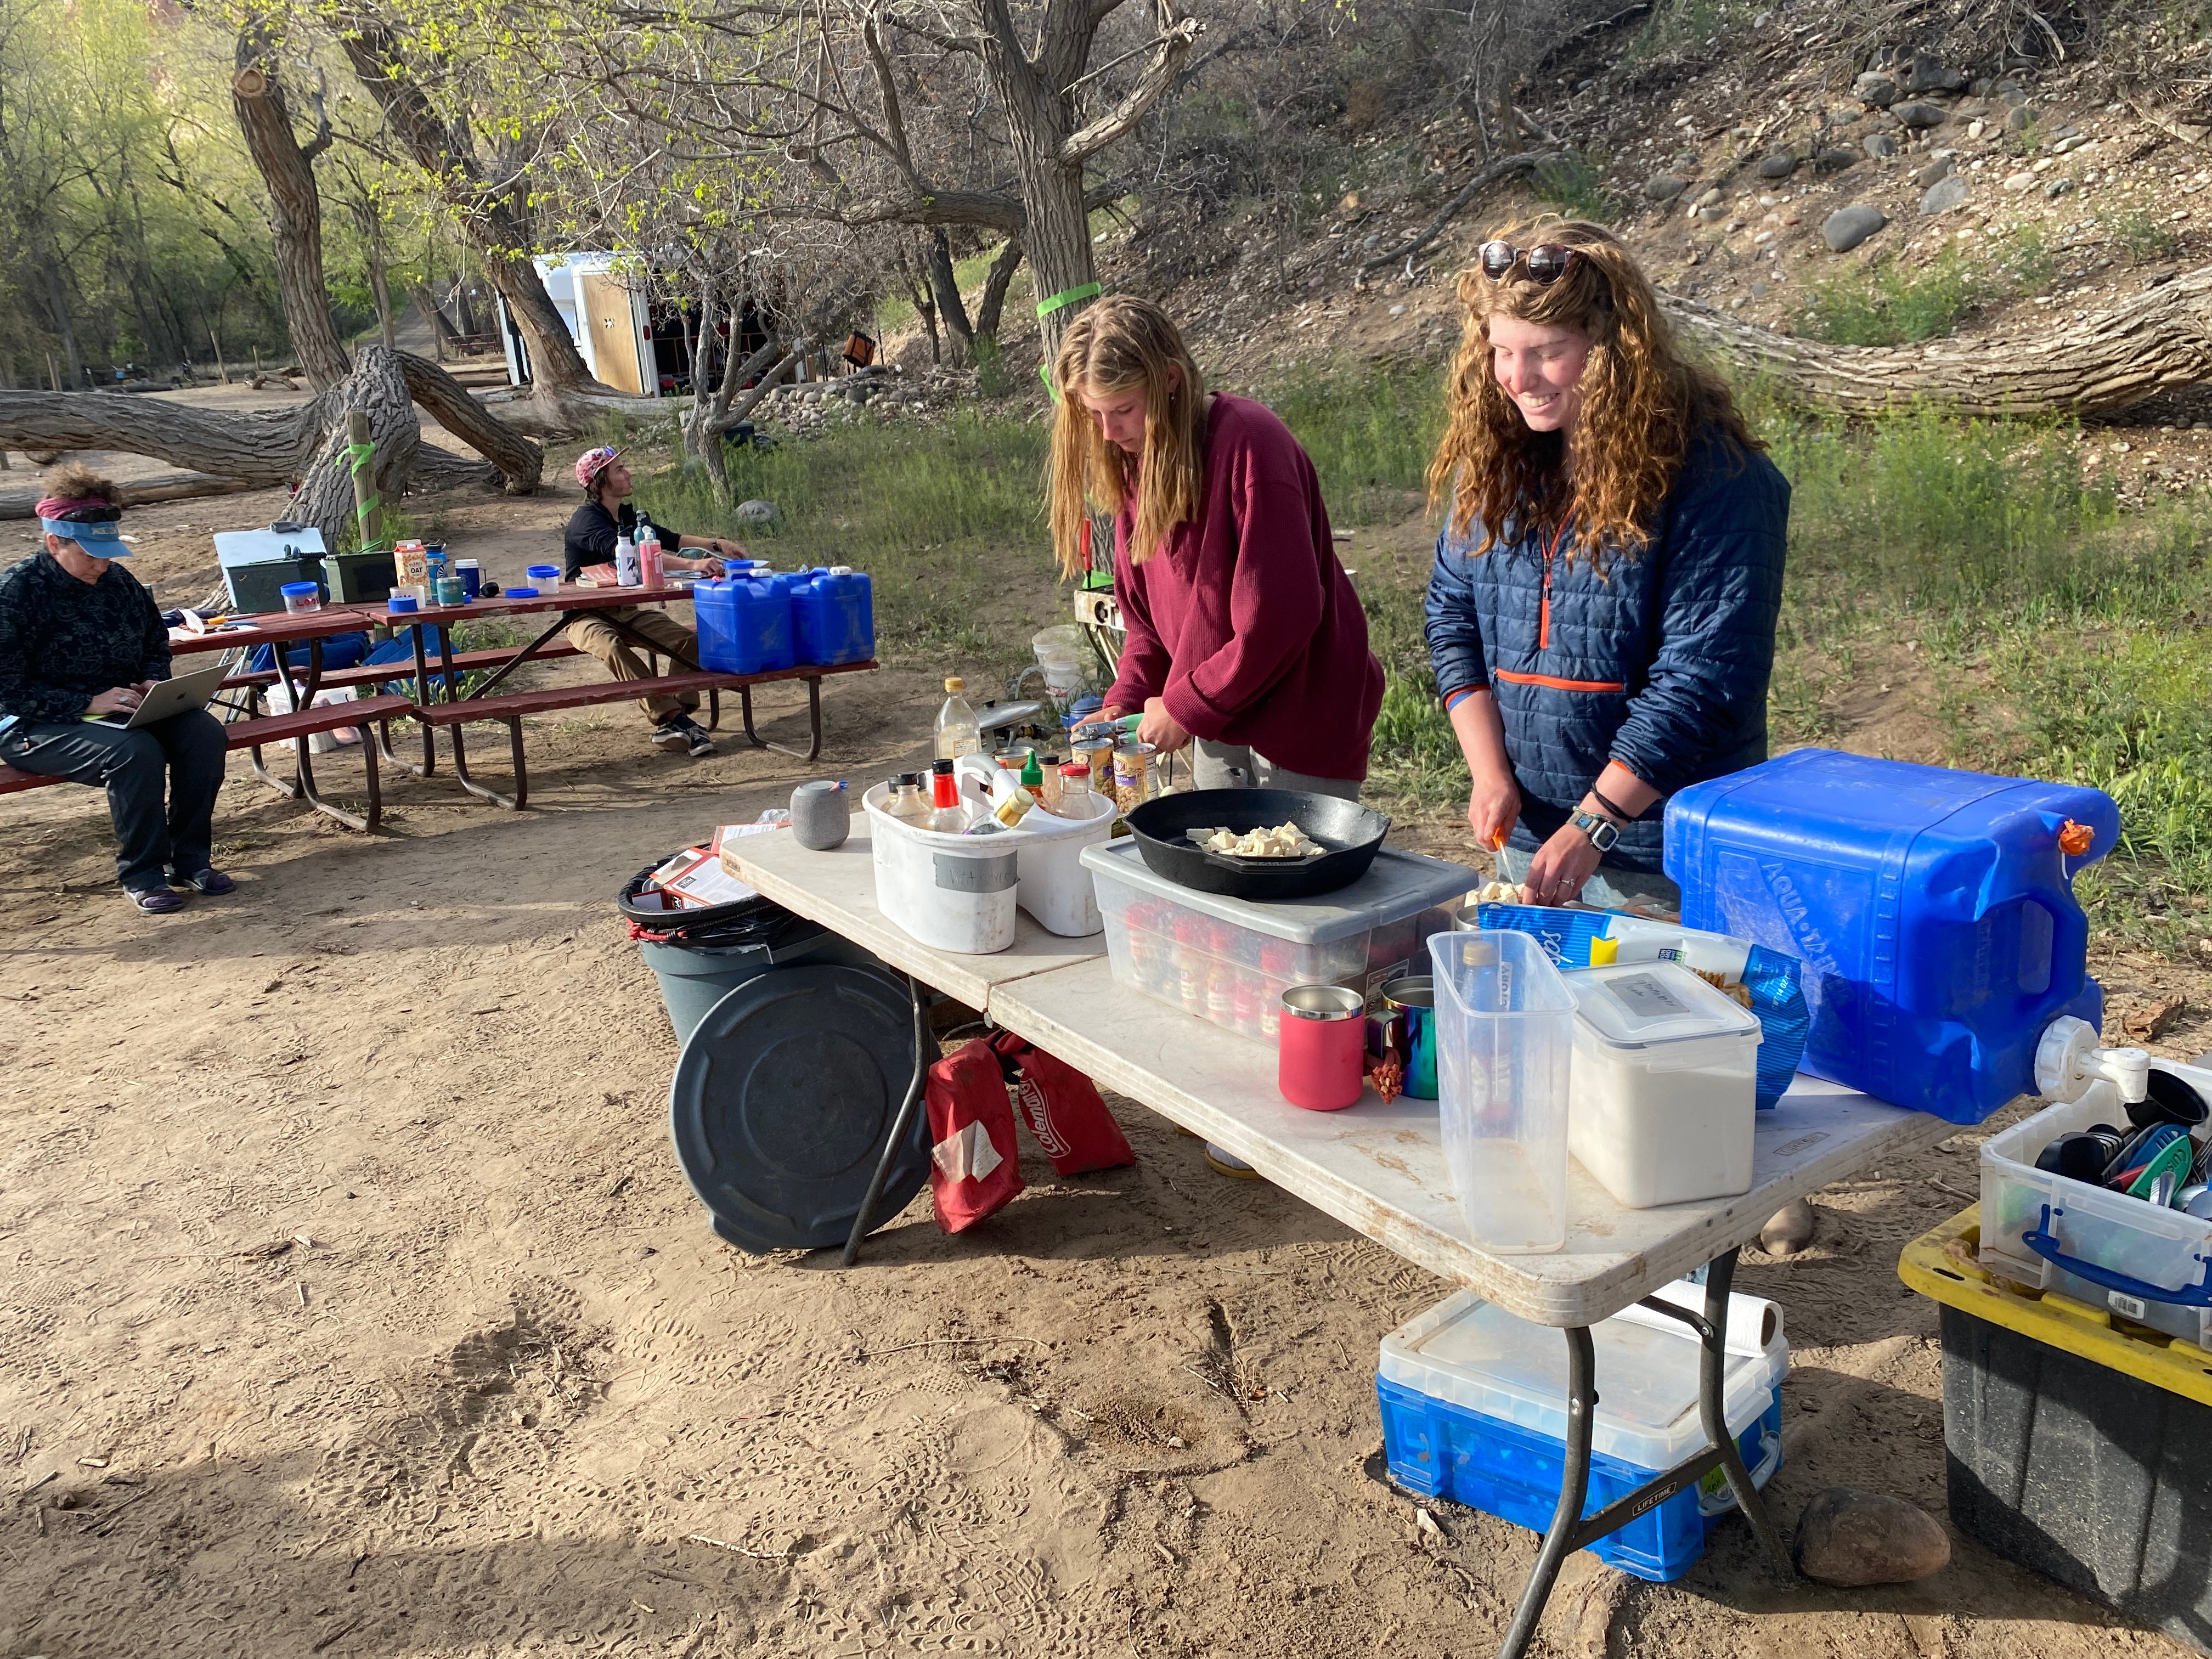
[1567,961,1760,1051]
[387,594,419,613]
[667,963,930,1253]
[280,581,319,596]
[504,586,538,598]
[1379,1290,1782,1470]
[525,563,560,578]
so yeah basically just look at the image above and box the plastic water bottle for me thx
[637,527,663,588]
[934,676,981,760]
[614,532,640,587]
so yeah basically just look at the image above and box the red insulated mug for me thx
[1278,984,1368,1111]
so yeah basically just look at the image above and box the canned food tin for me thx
[1076,738,1115,791]
[1113,742,1156,814]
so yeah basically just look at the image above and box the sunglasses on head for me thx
[1479,241,1576,284]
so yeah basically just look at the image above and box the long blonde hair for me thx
[1426,217,1757,563]
[1048,296,1207,579]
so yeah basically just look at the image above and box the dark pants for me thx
[1,710,227,892]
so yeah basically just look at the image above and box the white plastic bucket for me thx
[864,783,1019,954]
[952,757,1115,936]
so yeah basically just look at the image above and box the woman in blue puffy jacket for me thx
[1424,219,1788,911]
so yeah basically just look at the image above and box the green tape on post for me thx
[1035,282,1102,319]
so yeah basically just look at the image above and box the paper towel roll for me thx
[1612,1280,1783,1361]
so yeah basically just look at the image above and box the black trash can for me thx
[620,863,882,1042]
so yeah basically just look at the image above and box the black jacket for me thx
[0,552,170,723]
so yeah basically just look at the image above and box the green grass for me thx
[2111,207,2181,262]
[1268,360,1448,525]
[620,411,1057,676]
[1799,251,1982,346]
[1533,153,1617,225]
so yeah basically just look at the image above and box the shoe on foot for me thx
[1204,1143,1263,1180]
[670,715,715,758]
[129,886,187,913]
[651,721,690,753]
[172,868,235,895]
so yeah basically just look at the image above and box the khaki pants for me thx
[1189,738,1361,800]
[565,606,702,727]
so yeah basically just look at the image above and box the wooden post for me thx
[46,353,61,392]
[346,408,381,551]
[208,324,230,386]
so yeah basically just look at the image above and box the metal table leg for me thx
[840,974,930,1267]
[741,675,825,761]
[1492,1246,1793,1659]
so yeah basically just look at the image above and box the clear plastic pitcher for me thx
[1427,929,1577,1254]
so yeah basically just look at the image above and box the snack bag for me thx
[992,1032,1136,1174]
[924,1041,1024,1232]
[1472,906,1810,1109]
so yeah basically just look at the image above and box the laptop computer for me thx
[91,661,233,729]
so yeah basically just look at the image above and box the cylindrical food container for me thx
[1278,984,1367,1112]
[280,581,322,614]
[456,560,481,597]
[1113,742,1156,814]
[435,575,466,607]
[1075,737,1115,792]
[526,563,561,592]
[1370,975,1440,1100]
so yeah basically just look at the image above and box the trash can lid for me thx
[668,963,927,1253]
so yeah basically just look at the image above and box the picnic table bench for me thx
[0,693,411,832]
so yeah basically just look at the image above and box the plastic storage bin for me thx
[864,782,1019,953]
[1978,1059,2212,1348]
[1566,961,1764,1210]
[1429,931,1577,1253]
[1666,748,2119,1124]
[952,755,1116,937]
[1378,1289,1787,1583]
[1902,1205,2212,1653]
[1081,838,1472,1042]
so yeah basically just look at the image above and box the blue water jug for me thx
[1666,749,2119,1124]
[695,580,760,674]
[830,566,874,662]
[748,578,795,671]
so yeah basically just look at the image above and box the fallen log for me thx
[0,471,263,520]
[1659,265,2212,417]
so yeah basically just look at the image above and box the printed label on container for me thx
[1612,970,1692,1020]
[934,851,1018,894]
[2109,1290,2149,1322]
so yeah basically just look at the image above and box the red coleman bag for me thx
[926,1040,1024,1233]
[992,1032,1136,1175]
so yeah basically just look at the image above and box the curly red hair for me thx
[1426,217,1758,565]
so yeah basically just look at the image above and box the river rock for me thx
[1645,172,1690,202]
[1794,1488,1953,1587]
[2004,104,2034,133]
[1892,100,1949,129]
[1903,50,1968,94]
[733,499,778,524]
[1864,133,1898,159]
[2002,171,2037,192]
[1822,205,1888,253]
[2046,177,2076,199]
[1812,147,1860,174]
[1921,174,1971,214]
[1757,151,1798,179]
[1761,1198,1817,1254]
[1854,71,1899,108]
[1913,155,1954,189]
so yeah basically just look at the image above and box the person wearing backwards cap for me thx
[0,465,233,913]
[561,445,748,758]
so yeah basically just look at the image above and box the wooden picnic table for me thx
[386,580,874,808]
[721,815,1961,1659]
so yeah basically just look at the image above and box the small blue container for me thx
[1666,749,2120,1124]
[1378,1291,1786,1584]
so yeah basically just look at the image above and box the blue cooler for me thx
[1378,1289,1787,1583]
[1665,750,2119,1124]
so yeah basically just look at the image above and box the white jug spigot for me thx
[2034,1015,2150,1108]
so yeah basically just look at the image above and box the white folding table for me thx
[723,820,1960,1658]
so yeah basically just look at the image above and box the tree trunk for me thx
[38,257,84,388]
[408,282,463,353]
[294,347,418,548]
[232,31,352,390]
[394,353,542,492]
[1660,267,2212,417]
[926,229,975,365]
[369,228,398,352]
[335,8,602,399]
[973,239,1026,349]
[1005,148,1094,371]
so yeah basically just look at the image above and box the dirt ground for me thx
[5,482,2211,1659]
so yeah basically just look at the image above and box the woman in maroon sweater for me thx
[1049,297,1383,796]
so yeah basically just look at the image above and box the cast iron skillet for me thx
[1125,788,1392,901]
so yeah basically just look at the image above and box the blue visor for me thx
[41,516,129,555]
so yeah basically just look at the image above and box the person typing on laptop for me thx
[0,466,233,913]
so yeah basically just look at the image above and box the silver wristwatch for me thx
[1570,809,1621,853]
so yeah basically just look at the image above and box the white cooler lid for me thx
[1566,961,1761,1053]
[1378,1290,1784,1470]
